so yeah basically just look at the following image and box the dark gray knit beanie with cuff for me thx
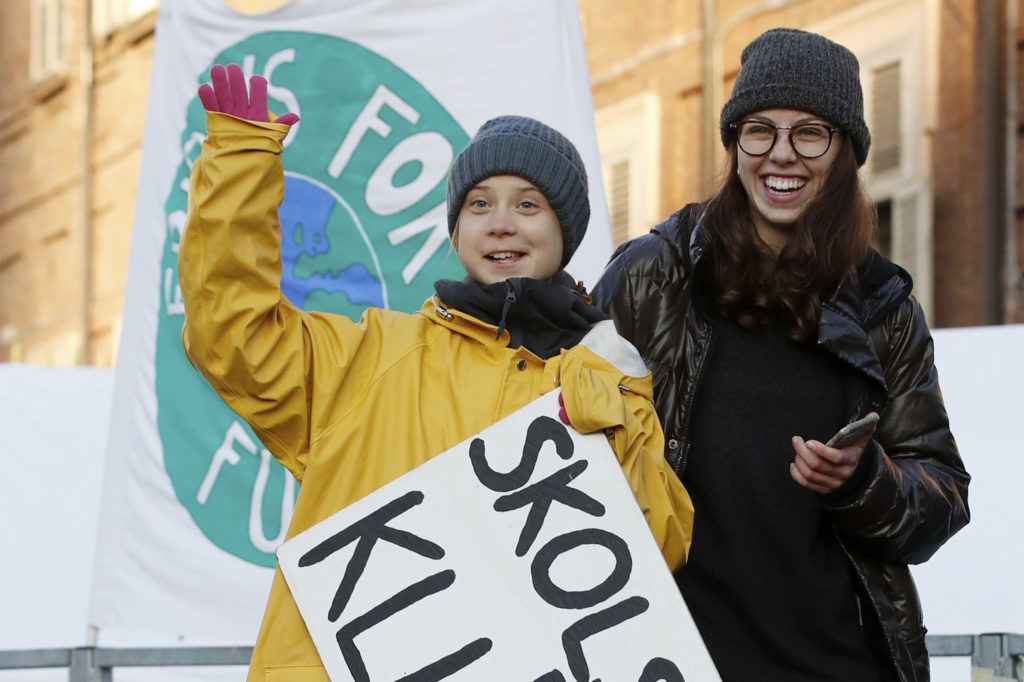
[446,115,589,268]
[720,28,871,166]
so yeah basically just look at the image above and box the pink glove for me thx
[558,392,571,426]
[198,63,299,126]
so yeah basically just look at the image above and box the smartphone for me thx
[826,413,879,448]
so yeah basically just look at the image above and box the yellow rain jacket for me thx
[180,113,693,682]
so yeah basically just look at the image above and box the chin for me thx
[475,272,514,285]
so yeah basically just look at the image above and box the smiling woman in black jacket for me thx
[593,28,970,682]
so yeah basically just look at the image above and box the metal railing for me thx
[927,633,1024,679]
[1,634,1022,680]
[0,646,251,681]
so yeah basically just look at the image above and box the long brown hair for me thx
[702,139,876,341]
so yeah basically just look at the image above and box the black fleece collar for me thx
[433,273,607,359]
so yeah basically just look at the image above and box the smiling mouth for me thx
[764,175,807,193]
[486,251,524,262]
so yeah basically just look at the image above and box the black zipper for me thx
[832,526,905,681]
[496,280,522,348]
[671,315,714,474]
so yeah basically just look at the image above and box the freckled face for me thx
[454,175,563,284]
[736,108,843,252]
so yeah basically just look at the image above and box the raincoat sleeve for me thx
[559,322,694,572]
[178,112,370,482]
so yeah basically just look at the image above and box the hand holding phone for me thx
[826,413,879,448]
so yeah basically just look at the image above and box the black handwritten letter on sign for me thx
[277,392,720,681]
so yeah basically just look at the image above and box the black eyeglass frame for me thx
[728,120,841,159]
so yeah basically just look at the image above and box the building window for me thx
[30,0,68,82]
[93,0,158,36]
[595,92,660,246]
[811,1,933,317]
[864,54,932,314]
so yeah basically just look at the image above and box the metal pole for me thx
[977,0,1008,323]
[79,0,95,364]
[1004,0,1021,321]
[700,0,718,195]
[69,647,109,682]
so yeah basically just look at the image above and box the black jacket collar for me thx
[656,202,914,333]
[433,273,607,359]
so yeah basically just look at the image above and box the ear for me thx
[451,223,460,252]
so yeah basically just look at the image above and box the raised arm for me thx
[179,65,361,480]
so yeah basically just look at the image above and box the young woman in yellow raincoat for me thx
[179,64,694,681]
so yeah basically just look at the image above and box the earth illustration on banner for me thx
[278,175,383,310]
[156,31,469,567]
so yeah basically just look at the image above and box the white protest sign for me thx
[277,391,720,681]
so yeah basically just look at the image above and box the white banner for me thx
[88,0,611,647]
[278,392,720,682]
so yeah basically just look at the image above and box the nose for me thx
[488,207,517,235]
[769,130,798,163]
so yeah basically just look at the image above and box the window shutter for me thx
[608,160,632,246]
[895,192,919,274]
[895,183,934,317]
[871,62,902,174]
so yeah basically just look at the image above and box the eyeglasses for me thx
[729,120,840,159]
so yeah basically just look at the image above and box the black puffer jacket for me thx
[592,203,971,682]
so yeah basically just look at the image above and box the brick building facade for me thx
[1,0,1020,366]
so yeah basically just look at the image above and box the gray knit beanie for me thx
[720,28,871,166]
[446,115,589,268]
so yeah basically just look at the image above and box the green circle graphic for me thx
[157,31,469,566]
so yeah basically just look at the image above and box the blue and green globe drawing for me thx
[279,174,384,310]
[156,31,468,566]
